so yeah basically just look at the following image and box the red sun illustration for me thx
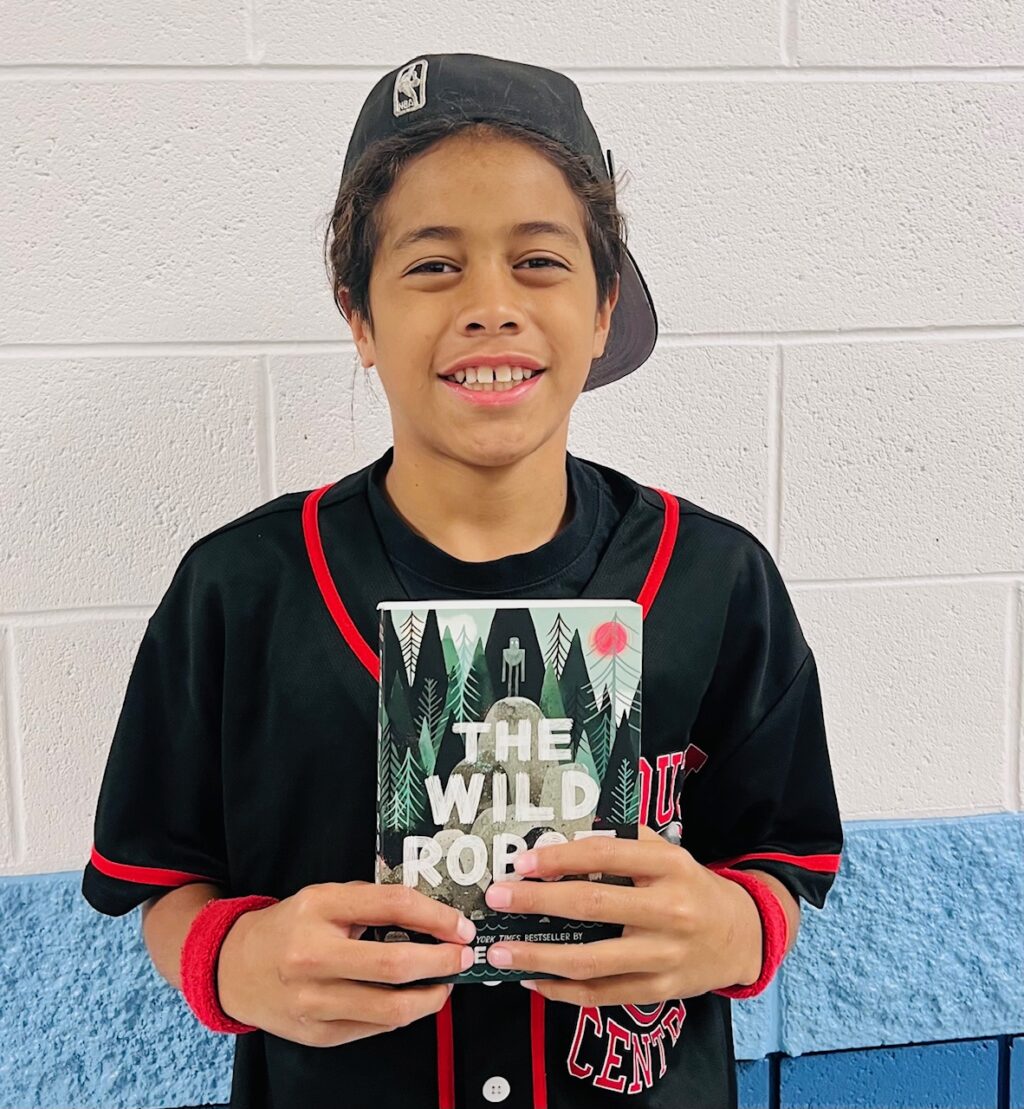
[591,620,629,656]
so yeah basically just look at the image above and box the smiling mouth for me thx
[439,367,547,392]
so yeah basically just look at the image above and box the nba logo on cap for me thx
[393,59,428,117]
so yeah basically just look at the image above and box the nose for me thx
[455,260,527,336]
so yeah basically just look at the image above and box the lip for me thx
[439,370,545,406]
[439,352,545,378]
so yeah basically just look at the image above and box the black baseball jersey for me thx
[82,447,843,1109]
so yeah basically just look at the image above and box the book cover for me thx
[373,598,643,985]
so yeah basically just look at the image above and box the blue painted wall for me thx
[0,812,1020,1108]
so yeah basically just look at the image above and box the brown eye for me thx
[407,261,456,274]
[406,257,567,275]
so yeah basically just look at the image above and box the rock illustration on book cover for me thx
[374,599,642,984]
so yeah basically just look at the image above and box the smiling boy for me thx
[83,54,843,1109]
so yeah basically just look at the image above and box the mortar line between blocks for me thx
[1006,583,1023,812]
[2,325,1022,361]
[2,627,26,866]
[1,65,1024,82]
[243,0,266,66]
[780,0,798,67]
[768,346,784,566]
[255,354,277,501]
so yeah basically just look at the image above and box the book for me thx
[373,598,643,985]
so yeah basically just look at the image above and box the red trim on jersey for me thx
[436,995,455,1109]
[301,479,680,673]
[89,844,216,887]
[711,850,842,874]
[302,482,380,682]
[302,474,681,1109]
[637,488,679,619]
[530,991,548,1109]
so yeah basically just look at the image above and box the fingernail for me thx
[460,946,475,971]
[488,945,513,967]
[514,851,537,874]
[457,916,476,942]
[446,983,455,995]
[520,980,537,990]
[486,884,512,909]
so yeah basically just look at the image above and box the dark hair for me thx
[322,117,630,336]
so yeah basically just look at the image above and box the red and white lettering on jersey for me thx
[565,744,706,1093]
[566,1000,688,1094]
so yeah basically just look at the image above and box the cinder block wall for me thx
[1,4,1022,1107]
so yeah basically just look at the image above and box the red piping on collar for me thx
[302,479,680,1108]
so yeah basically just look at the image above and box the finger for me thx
[308,1018,404,1046]
[512,834,687,882]
[315,883,477,945]
[306,1015,406,1042]
[523,972,675,1007]
[332,936,474,986]
[486,936,659,979]
[485,877,657,927]
[299,977,453,1027]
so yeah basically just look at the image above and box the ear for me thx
[337,288,376,369]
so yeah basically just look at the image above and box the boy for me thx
[83,53,843,1109]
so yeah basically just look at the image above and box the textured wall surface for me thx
[1,1,1022,1107]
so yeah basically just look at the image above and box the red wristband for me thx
[180,893,280,1034]
[707,867,788,999]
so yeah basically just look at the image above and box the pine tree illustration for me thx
[544,613,574,679]
[539,661,567,721]
[439,664,460,749]
[377,714,397,822]
[389,746,427,832]
[585,684,612,779]
[611,759,639,824]
[590,614,641,722]
[462,638,494,721]
[454,625,476,682]
[398,611,424,687]
[417,677,443,750]
[460,651,480,721]
[383,736,402,832]
[418,716,436,777]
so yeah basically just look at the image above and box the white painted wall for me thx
[1,3,1021,876]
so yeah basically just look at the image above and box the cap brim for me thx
[582,238,659,392]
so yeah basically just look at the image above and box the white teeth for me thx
[450,363,543,385]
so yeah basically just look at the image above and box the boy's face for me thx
[341,133,619,468]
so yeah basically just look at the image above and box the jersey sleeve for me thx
[81,546,229,917]
[683,539,844,911]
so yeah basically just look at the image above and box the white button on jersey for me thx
[483,979,501,987]
[482,1076,510,1102]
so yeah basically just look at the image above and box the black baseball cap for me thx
[334,52,659,392]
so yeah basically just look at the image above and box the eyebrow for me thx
[390,220,583,254]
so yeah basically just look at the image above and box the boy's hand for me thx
[482,824,765,1005]
[216,881,475,1048]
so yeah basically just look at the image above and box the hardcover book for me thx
[374,598,643,984]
